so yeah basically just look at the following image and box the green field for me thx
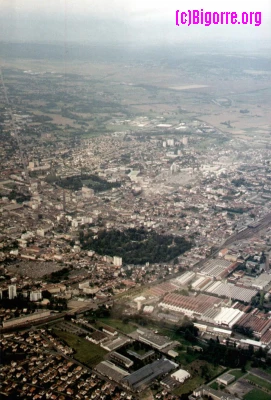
[96,318,136,334]
[176,351,199,365]
[173,375,205,396]
[246,374,271,391]
[230,369,247,380]
[244,389,271,400]
[209,382,219,390]
[53,329,107,367]
[173,361,224,396]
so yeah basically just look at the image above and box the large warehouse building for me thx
[122,358,177,391]
[235,311,271,338]
[159,293,221,317]
[201,307,244,328]
[95,360,129,383]
[205,281,257,303]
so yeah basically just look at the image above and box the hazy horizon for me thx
[0,0,270,46]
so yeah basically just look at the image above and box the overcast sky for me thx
[0,0,270,45]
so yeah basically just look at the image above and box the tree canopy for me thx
[79,227,192,265]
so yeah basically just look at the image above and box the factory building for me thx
[137,328,173,350]
[159,293,221,318]
[201,307,244,328]
[122,358,177,391]
[95,360,129,383]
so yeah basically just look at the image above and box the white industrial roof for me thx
[143,305,154,313]
[192,276,206,289]
[171,369,191,382]
[252,273,271,289]
[240,338,266,348]
[214,307,244,328]
[206,282,257,302]
[175,271,195,285]
[134,296,146,302]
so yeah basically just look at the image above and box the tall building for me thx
[265,252,270,273]
[167,138,175,147]
[113,256,122,267]
[8,284,17,299]
[30,291,42,302]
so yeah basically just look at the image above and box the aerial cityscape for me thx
[1,1,271,400]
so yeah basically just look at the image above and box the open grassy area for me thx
[230,369,247,380]
[53,329,107,367]
[173,375,205,396]
[96,318,136,334]
[246,374,271,391]
[209,382,219,390]
[209,381,225,391]
[173,360,224,396]
[176,351,199,365]
[244,389,271,400]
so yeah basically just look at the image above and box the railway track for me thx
[223,211,271,247]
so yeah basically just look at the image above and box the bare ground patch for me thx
[7,260,65,278]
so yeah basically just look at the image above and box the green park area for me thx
[246,374,271,391]
[96,318,136,334]
[173,375,205,396]
[173,360,224,396]
[53,329,107,367]
[230,369,247,380]
[244,388,271,400]
[80,227,191,265]
[209,382,220,390]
